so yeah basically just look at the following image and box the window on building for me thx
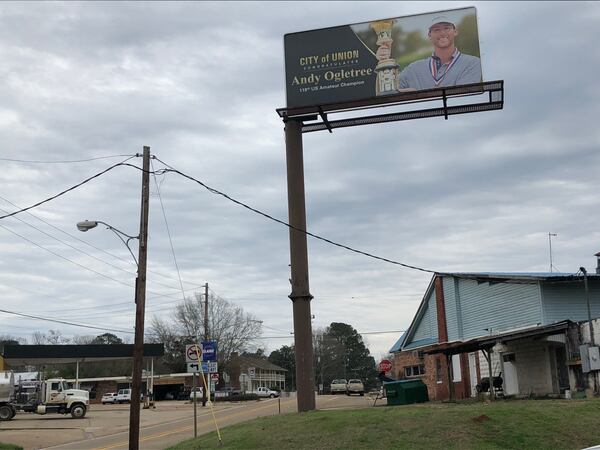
[404,364,426,378]
[436,358,442,383]
[502,353,516,363]
[452,354,462,382]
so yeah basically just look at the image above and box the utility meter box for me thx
[589,346,600,371]
[580,345,600,372]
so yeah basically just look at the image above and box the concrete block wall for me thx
[507,341,553,395]
[478,348,501,380]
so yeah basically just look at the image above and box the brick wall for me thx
[393,349,478,401]
[393,348,450,401]
[391,276,477,401]
[88,380,119,404]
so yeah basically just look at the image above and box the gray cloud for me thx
[0,2,598,358]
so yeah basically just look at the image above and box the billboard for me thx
[284,7,481,109]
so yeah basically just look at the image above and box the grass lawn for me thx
[167,398,600,450]
[0,443,22,450]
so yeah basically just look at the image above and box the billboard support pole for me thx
[284,118,316,413]
[442,92,448,120]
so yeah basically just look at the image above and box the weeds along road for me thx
[0,395,372,450]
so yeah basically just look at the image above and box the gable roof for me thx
[238,356,287,372]
[389,275,437,353]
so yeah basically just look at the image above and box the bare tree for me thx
[31,330,71,345]
[149,292,262,373]
[72,335,95,345]
[0,334,26,345]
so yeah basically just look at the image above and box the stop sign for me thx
[379,359,393,373]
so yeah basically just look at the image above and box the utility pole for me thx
[581,267,597,394]
[129,146,150,450]
[202,282,209,407]
[580,268,595,346]
[285,119,316,412]
[548,233,557,272]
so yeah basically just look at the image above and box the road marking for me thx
[92,399,297,450]
[39,404,245,450]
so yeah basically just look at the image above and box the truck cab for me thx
[39,378,89,418]
[0,375,89,420]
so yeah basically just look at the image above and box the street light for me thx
[76,146,150,450]
[76,220,139,265]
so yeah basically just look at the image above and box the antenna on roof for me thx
[548,233,557,272]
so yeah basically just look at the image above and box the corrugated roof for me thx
[425,321,572,355]
[450,272,600,282]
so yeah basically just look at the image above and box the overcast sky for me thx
[0,1,599,361]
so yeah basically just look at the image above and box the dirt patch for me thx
[472,414,490,423]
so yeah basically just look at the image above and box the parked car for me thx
[189,387,203,401]
[330,379,348,395]
[346,379,365,396]
[101,392,118,404]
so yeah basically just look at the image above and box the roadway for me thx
[0,394,376,450]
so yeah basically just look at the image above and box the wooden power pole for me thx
[129,146,150,450]
[202,282,209,407]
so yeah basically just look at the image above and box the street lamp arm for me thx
[76,219,139,266]
[98,222,139,267]
[96,221,139,241]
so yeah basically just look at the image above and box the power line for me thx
[153,159,586,286]
[358,330,405,335]
[0,204,138,276]
[0,222,135,288]
[153,158,436,275]
[0,195,209,291]
[0,154,135,164]
[0,157,141,220]
[0,222,185,301]
[0,199,195,294]
[0,308,134,334]
[0,155,136,164]
[150,159,187,303]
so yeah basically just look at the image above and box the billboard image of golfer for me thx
[284,7,482,108]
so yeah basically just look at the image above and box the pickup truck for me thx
[346,379,365,396]
[330,379,347,395]
[254,387,279,398]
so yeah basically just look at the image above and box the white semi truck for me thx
[0,372,89,420]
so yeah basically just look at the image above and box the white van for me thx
[116,388,132,404]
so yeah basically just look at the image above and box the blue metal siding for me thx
[542,280,600,323]
[443,277,460,341]
[456,278,542,340]
[407,289,438,345]
[403,338,437,350]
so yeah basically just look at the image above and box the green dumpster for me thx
[384,379,429,406]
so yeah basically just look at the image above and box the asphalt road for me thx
[0,394,375,450]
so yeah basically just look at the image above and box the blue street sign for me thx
[201,340,217,361]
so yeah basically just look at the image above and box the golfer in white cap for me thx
[398,13,481,90]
